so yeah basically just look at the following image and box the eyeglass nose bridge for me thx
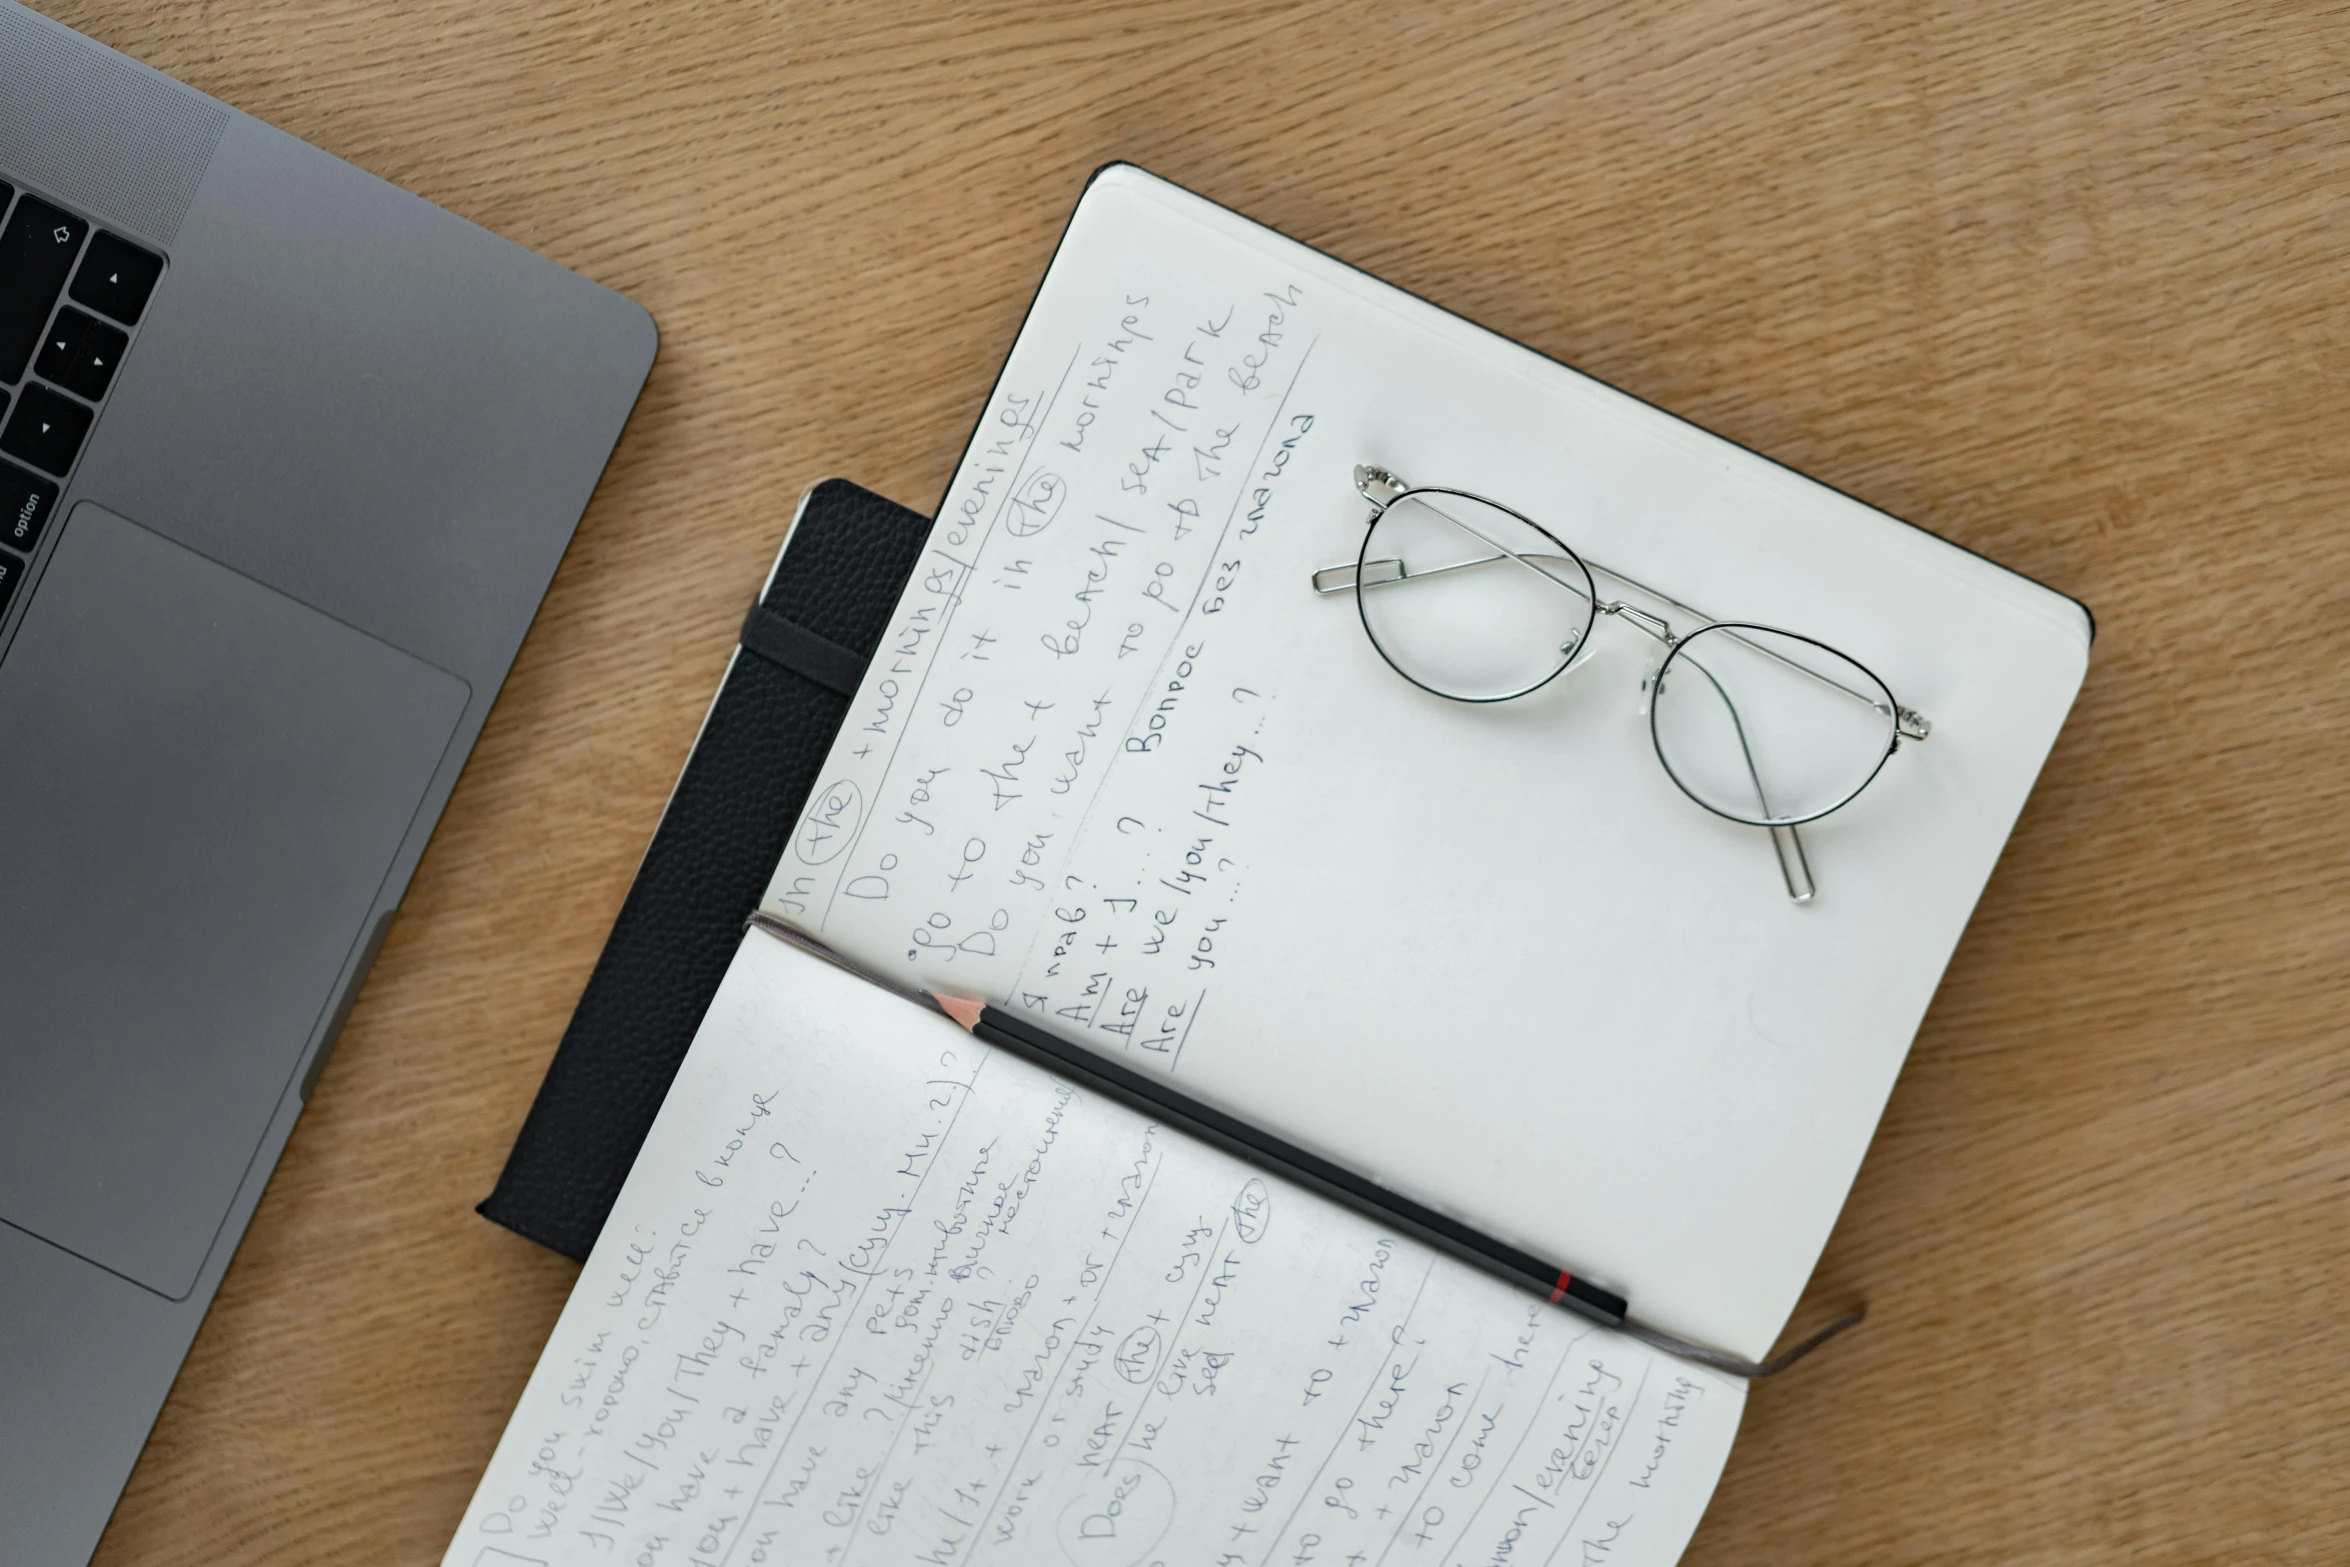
[1599,599,1676,645]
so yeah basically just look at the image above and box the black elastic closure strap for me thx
[739,600,868,698]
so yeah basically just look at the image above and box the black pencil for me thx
[930,992,1632,1329]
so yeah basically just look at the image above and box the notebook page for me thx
[443,933,1745,1567]
[765,166,2090,1358]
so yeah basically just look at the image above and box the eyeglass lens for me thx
[1649,624,1897,826]
[1355,490,1598,701]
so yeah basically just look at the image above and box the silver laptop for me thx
[0,8,657,1561]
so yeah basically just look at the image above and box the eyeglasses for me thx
[1311,466,1931,903]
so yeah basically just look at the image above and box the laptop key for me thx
[1,460,60,554]
[0,197,90,383]
[36,308,128,401]
[70,231,165,326]
[0,544,24,619]
[1,384,94,475]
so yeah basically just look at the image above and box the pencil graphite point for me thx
[935,994,985,1032]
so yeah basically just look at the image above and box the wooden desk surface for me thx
[50,0,2345,1560]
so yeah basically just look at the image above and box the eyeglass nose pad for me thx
[1637,660,1664,718]
[1559,617,1610,669]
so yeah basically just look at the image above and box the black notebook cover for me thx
[479,479,930,1260]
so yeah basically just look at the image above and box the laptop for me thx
[0,7,658,1562]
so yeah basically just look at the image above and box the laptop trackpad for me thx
[0,505,468,1299]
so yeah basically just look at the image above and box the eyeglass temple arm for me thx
[1769,824,1816,904]
[1669,646,1816,905]
[1379,493,1606,613]
[1313,553,1595,601]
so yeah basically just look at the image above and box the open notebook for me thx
[446,165,2088,1565]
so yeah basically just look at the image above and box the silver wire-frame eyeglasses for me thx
[1311,465,1931,903]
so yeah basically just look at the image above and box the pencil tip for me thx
[936,994,985,1031]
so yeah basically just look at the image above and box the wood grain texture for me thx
[40,0,2346,1560]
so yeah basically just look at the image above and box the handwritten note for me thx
[444,933,1743,1567]
[765,255,1318,1069]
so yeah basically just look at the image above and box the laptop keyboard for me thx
[0,176,163,622]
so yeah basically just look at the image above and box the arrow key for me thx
[1,383,94,475]
[35,308,128,400]
[70,231,165,325]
